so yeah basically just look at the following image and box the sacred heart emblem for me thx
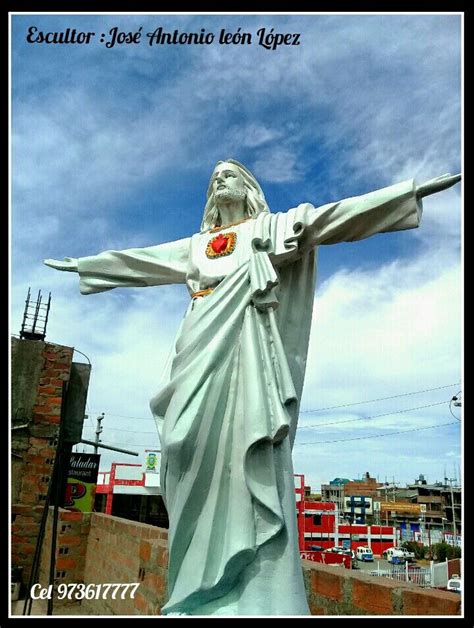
[206,232,237,258]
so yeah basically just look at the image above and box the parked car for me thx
[325,546,346,554]
[356,546,374,562]
[341,549,355,559]
[309,545,324,552]
[384,547,415,563]
[447,575,461,594]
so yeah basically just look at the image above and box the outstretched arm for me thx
[291,172,461,249]
[44,257,78,271]
[44,237,191,294]
[416,173,461,199]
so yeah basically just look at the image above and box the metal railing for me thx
[368,560,449,588]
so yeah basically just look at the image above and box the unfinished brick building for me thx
[11,336,75,584]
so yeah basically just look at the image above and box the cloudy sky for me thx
[11,12,462,491]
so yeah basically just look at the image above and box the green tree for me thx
[431,542,461,561]
[402,540,426,560]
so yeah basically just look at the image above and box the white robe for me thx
[77,179,422,615]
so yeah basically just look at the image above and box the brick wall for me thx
[81,513,168,615]
[38,511,168,615]
[36,511,461,616]
[39,509,91,587]
[302,559,461,615]
[11,339,74,584]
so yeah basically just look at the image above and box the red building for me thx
[295,474,396,556]
[96,461,168,527]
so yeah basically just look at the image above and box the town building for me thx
[296,475,396,555]
[95,462,168,528]
[322,472,381,524]
[11,335,85,583]
[320,478,347,515]
[315,472,462,548]
[406,475,462,536]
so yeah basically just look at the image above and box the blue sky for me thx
[11,13,462,490]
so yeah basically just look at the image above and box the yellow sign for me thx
[145,451,159,473]
[379,501,421,514]
[64,453,100,512]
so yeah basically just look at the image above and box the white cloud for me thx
[11,13,462,486]
[445,451,461,458]
[237,123,283,149]
[293,244,461,488]
[17,230,460,483]
[252,146,302,183]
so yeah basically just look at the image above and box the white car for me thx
[325,546,346,554]
[384,547,415,562]
[447,576,461,594]
[341,549,356,559]
[356,546,374,562]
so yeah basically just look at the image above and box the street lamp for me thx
[426,521,432,559]
[441,517,448,537]
[419,515,431,558]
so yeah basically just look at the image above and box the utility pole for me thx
[94,413,104,455]
[448,478,457,539]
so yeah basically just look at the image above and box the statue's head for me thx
[200,159,270,231]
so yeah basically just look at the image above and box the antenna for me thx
[20,288,51,340]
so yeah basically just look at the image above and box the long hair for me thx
[200,159,270,232]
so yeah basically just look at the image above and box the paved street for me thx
[354,557,393,572]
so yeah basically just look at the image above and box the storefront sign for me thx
[64,453,100,512]
[379,502,421,514]
[144,450,159,473]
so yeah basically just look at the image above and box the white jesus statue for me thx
[45,161,460,616]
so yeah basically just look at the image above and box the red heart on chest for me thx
[211,233,229,253]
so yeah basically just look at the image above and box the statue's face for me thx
[212,162,246,200]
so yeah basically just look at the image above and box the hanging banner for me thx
[64,453,101,512]
[144,450,159,473]
[379,502,421,514]
[444,533,462,547]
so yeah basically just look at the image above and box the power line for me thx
[299,400,448,429]
[88,382,461,423]
[82,425,156,435]
[299,382,461,414]
[73,348,91,365]
[85,418,459,449]
[83,425,156,435]
[296,420,460,445]
[88,411,154,421]
[82,436,159,449]
[449,391,462,422]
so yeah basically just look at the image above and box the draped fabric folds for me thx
[151,213,316,615]
[74,179,422,615]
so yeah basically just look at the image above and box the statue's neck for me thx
[216,201,246,227]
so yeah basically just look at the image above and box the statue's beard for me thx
[215,187,247,204]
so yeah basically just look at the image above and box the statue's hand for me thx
[416,173,461,199]
[44,257,78,272]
